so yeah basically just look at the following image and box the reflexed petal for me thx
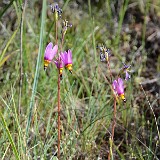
[117,78,123,86]
[117,78,124,95]
[61,50,72,65]
[44,43,58,61]
[112,80,118,90]
[112,78,124,95]
[125,71,130,81]
[67,50,72,64]
[60,51,67,65]
[54,61,58,67]
[52,45,58,55]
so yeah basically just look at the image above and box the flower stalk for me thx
[98,44,129,159]
[57,67,61,159]
[44,4,72,159]
[54,5,61,158]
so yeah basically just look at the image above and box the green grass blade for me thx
[0,112,20,160]
[0,25,19,63]
[114,0,129,47]
[26,0,46,136]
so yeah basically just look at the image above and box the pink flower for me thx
[60,50,72,73]
[44,42,58,70]
[54,60,63,79]
[112,78,126,102]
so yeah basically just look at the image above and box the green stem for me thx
[19,0,27,121]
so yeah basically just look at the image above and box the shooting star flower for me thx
[54,59,64,79]
[112,78,126,102]
[44,42,58,71]
[61,50,72,73]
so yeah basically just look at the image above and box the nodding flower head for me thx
[61,50,72,74]
[54,59,64,79]
[122,63,131,81]
[49,3,62,19]
[112,78,126,102]
[44,42,58,71]
[97,45,111,62]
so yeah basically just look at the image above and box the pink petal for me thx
[112,78,124,95]
[61,50,72,65]
[44,43,58,61]
[125,71,130,81]
[54,60,63,68]
[117,78,124,95]
[67,50,72,64]
[61,51,68,65]
[112,80,118,90]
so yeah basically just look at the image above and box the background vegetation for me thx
[0,0,160,159]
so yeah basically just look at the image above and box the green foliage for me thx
[0,0,159,159]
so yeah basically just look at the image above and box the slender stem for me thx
[112,97,117,140]
[108,95,116,160]
[108,145,110,160]
[55,21,61,159]
[57,26,66,159]
[53,8,61,158]
[140,83,160,141]
[106,59,117,159]
[55,20,58,45]
[57,19,65,160]
[19,0,27,119]
[107,60,113,83]
[57,71,61,159]
[61,33,65,51]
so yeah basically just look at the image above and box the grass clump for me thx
[0,0,159,159]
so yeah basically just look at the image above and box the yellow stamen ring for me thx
[66,64,72,71]
[59,68,63,75]
[119,93,126,101]
[44,60,51,69]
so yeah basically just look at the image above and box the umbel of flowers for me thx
[97,44,131,159]
[43,3,73,159]
[44,4,72,79]
[97,45,131,102]
[112,63,131,103]
[113,65,131,102]
[44,43,73,78]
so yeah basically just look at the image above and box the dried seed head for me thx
[62,19,72,35]
[49,3,62,19]
[121,62,131,80]
[97,45,111,62]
